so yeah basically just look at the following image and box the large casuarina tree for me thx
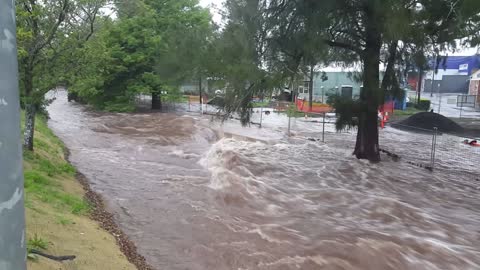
[295,0,480,161]
[319,0,479,161]
[222,0,480,162]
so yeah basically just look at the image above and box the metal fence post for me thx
[437,87,442,114]
[259,107,263,128]
[287,113,292,137]
[430,127,438,171]
[0,2,27,269]
[322,112,326,142]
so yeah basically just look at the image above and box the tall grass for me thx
[23,114,90,215]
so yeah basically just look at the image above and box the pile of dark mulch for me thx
[392,112,464,134]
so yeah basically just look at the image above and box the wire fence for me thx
[135,96,479,177]
[380,122,480,179]
[434,131,480,178]
[263,103,479,177]
[380,123,439,170]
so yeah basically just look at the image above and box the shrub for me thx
[104,100,135,112]
[415,99,431,111]
[28,234,49,251]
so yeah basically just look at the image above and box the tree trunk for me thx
[199,76,203,106]
[152,92,162,110]
[417,68,423,105]
[381,41,398,93]
[309,64,314,111]
[354,7,381,162]
[23,64,35,151]
[23,103,36,151]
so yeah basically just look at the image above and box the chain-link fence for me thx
[261,102,479,177]
[135,97,479,177]
[380,122,480,178]
[380,124,439,170]
[434,131,480,178]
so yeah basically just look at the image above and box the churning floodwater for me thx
[47,91,480,270]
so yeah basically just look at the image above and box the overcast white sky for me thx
[199,0,225,24]
[450,47,479,56]
[199,0,224,8]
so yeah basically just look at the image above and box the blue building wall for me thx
[430,55,480,75]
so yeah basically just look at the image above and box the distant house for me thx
[468,69,480,106]
[179,79,209,95]
[297,65,364,103]
[469,69,480,95]
[423,55,480,94]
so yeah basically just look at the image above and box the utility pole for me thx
[430,54,438,98]
[437,83,442,113]
[309,64,314,111]
[199,76,203,114]
[0,1,28,270]
[417,68,424,105]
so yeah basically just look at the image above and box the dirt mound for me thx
[393,112,464,134]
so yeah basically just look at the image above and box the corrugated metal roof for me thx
[317,62,386,73]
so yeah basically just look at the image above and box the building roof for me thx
[317,62,386,73]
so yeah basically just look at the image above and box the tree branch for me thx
[324,39,363,55]
[33,0,70,55]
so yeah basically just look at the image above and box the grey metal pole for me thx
[430,54,437,98]
[0,1,28,269]
[321,86,324,104]
[460,102,463,119]
[259,107,263,128]
[437,83,442,113]
[287,113,291,137]
[322,113,326,142]
[430,127,438,171]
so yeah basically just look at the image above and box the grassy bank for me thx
[23,114,135,270]
[394,107,423,116]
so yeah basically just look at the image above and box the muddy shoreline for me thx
[64,148,153,270]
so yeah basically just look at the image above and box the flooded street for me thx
[48,91,480,270]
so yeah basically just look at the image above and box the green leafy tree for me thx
[212,0,293,124]
[69,0,213,111]
[16,0,104,151]
[149,0,213,108]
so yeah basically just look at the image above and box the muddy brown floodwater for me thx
[47,91,480,270]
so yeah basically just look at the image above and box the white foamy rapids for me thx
[48,92,480,270]
[199,137,480,269]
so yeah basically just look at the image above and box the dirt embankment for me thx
[74,171,153,270]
